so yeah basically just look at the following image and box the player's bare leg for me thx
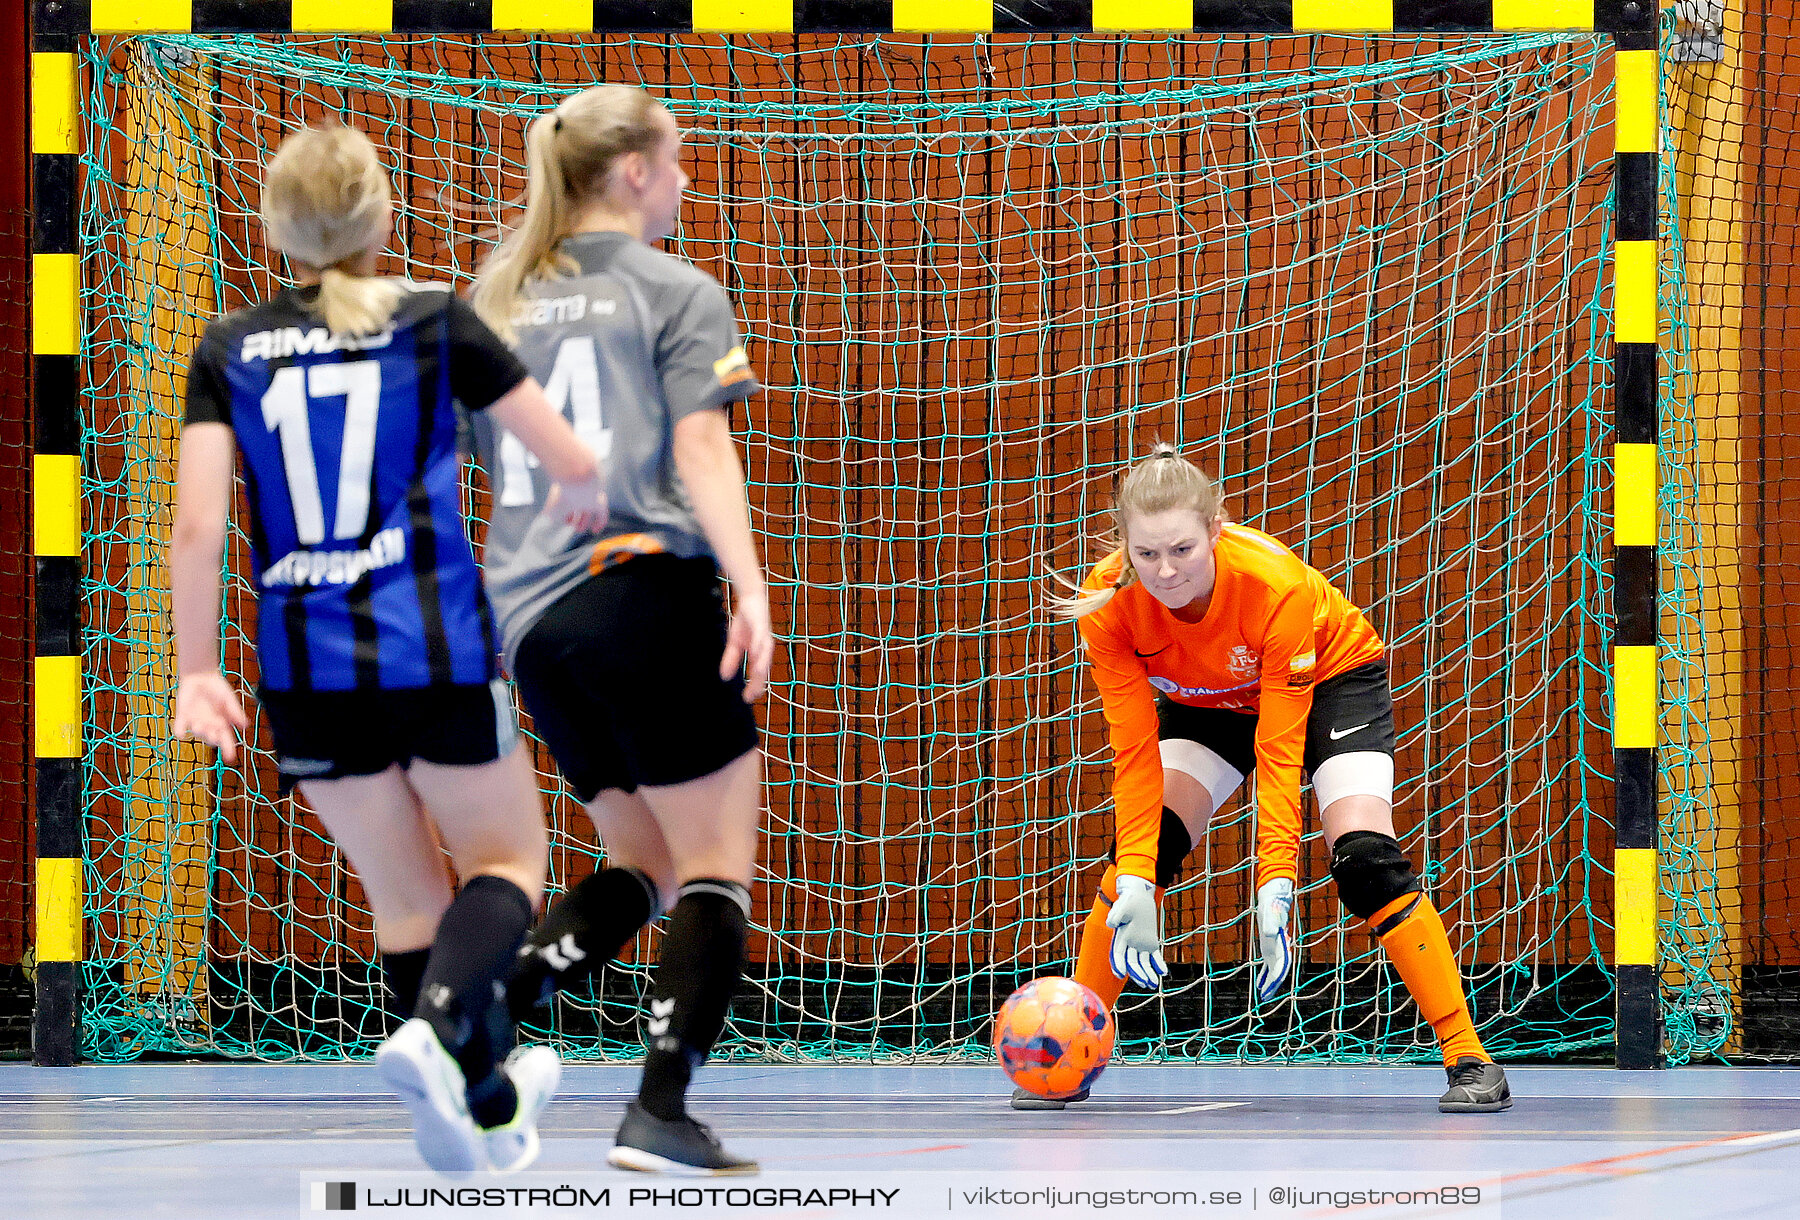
[310,754,553,1170]
[403,752,559,1168]
[303,766,454,956]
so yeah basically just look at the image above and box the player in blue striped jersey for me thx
[170,126,607,1174]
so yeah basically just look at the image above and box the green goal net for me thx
[76,29,1694,1064]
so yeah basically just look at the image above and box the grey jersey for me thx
[468,231,759,667]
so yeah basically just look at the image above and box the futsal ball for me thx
[994,976,1114,1099]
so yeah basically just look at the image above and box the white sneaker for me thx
[375,1018,484,1174]
[482,1044,562,1173]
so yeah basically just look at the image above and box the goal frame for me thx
[22,0,1663,1069]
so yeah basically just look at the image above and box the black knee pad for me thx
[1111,808,1193,889]
[1155,807,1192,889]
[1329,830,1421,921]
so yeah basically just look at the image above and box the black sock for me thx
[381,948,430,1025]
[461,997,523,1128]
[416,874,533,1124]
[637,879,748,1122]
[466,1052,520,1129]
[507,867,660,1022]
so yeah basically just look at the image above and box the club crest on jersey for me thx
[1227,646,1261,681]
[239,326,393,362]
[1287,650,1317,689]
[713,346,754,388]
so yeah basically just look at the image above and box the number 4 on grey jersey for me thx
[466,230,760,670]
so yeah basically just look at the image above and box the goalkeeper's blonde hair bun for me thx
[1119,443,1224,529]
[261,124,402,337]
[1048,444,1227,620]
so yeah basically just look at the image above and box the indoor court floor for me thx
[2,1061,1797,1219]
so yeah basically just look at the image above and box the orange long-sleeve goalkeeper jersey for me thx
[1076,524,1385,889]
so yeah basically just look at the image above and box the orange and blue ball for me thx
[994,976,1114,1099]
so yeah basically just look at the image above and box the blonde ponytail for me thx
[471,109,577,341]
[1045,565,1136,621]
[313,265,403,337]
[261,124,403,336]
[1047,444,1227,621]
[473,85,668,340]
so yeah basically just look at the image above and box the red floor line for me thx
[788,1143,967,1162]
[1294,1129,1800,1217]
[1490,1128,1792,1186]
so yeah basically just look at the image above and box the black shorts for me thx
[510,553,760,803]
[1156,660,1397,775]
[260,679,519,793]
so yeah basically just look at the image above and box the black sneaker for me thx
[1010,1085,1090,1111]
[1439,1056,1512,1113]
[606,1100,759,1175]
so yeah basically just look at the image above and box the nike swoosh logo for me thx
[1329,723,1370,741]
[1134,646,1171,658]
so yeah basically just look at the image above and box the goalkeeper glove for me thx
[1106,874,1167,989]
[1254,877,1295,1002]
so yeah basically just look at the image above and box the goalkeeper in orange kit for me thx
[1030,443,1511,1115]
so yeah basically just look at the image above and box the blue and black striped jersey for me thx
[184,284,528,693]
